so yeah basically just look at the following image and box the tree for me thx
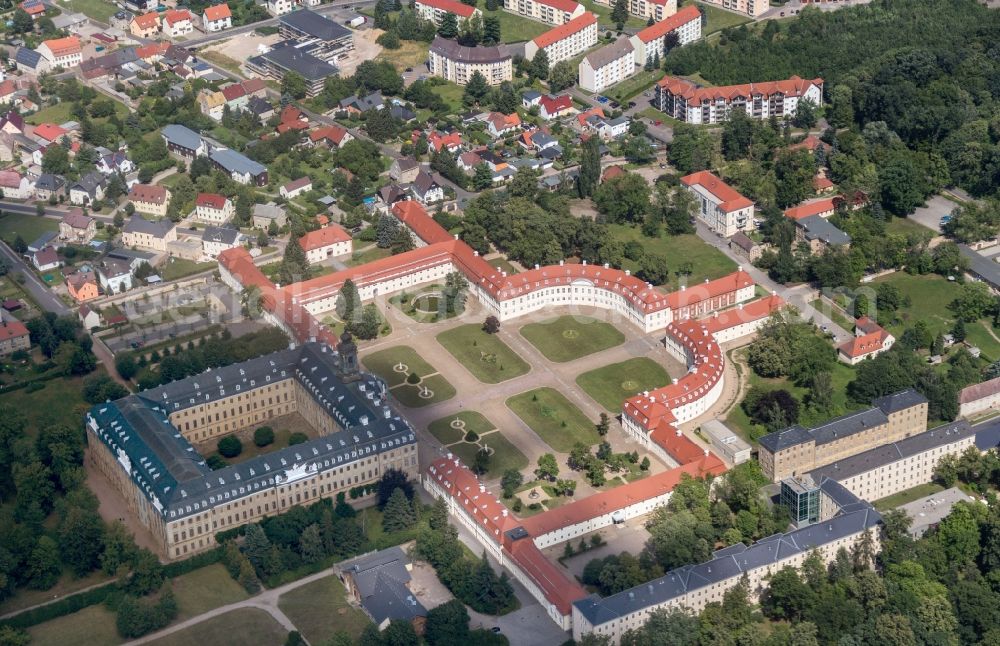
[549,60,577,93]
[42,143,70,175]
[281,71,308,99]
[792,98,818,129]
[593,173,652,225]
[217,436,242,458]
[482,315,501,334]
[500,469,523,498]
[483,15,501,44]
[535,453,558,481]
[531,49,549,81]
[472,447,491,475]
[280,234,309,284]
[337,279,361,324]
[578,135,601,199]
[596,413,610,436]
[438,12,458,38]
[254,427,275,447]
[472,163,493,190]
[352,304,381,340]
[383,487,417,533]
[59,506,105,577]
[952,318,967,343]
[11,8,33,34]
[424,599,469,645]
[83,373,128,404]
[463,71,490,106]
[27,537,61,590]
[377,468,414,508]
[950,281,995,322]
[377,214,399,248]
[610,0,627,28]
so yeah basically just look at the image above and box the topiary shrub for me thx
[254,426,275,447]
[217,436,242,458]
[465,430,479,442]
[288,432,308,446]
[406,372,420,384]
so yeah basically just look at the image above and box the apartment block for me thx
[428,37,512,85]
[578,37,634,93]
[680,171,754,237]
[503,0,585,26]
[656,75,823,125]
[629,4,701,67]
[414,0,480,25]
[523,11,598,65]
[700,0,768,18]
[628,0,675,21]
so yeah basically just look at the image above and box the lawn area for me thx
[0,212,56,247]
[391,374,455,407]
[519,315,625,363]
[609,225,738,291]
[579,0,646,29]
[0,372,95,440]
[432,80,465,115]
[346,246,392,267]
[148,608,288,646]
[362,345,455,407]
[484,7,552,42]
[27,604,120,646]
[507,387,600,452]
[390,284,466,323]
[160,259,216,281]
[199,49,244,77]
[576,357,670,412]
[488,257,520,275]
[0,571,111,616]
[449,430,528,479]
[887,216,935,237]
[62,0,119,21]
[278,575,372,644]
[810,297,854,332]
[429,410,496,444]
[375,39,430,72]
[607,69,664,103]
[436,324,530,383]
[874,482,946,512]
[695,0,752,35]
[172,564,250,621]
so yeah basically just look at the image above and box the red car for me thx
[655,120,663,126]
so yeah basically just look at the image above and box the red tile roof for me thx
[680,170,753,212]
[391,201,454,245]
[0,80,16,99]
[41,36,81,57]
[635,4,700,43]
[813,175,835,191]
[309,124,350,145]
[960,376,1000,405]
[838,318,892,359]
[428,131,462,153]
[601,165,624,182]
[539,94,573,116]
[132,12,159,29]
[204,3,232,20]
[784,197,836,220]
[136,42,170,59]
[658,74,824,104]
[0,170,23,189]
[298,224,351,251]
[164,9,193,25]
[0,318,28,342]
[129,183,169,205]
[532,11,596,48]
[788,135,830,153]
[418,0,477,18]
[196,193,228,210]
[221,83,246,102]
[576,106,604,127]
[33,122,67,143]
[61,208,93,230]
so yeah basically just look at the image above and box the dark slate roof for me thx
[810,408,889,446]
[574,501,880,626]
[758,424,813,453]
[809,420,974,483]
[429,36,510,64]
[976,419,1000,451]
[124,214,175,238]
[873,389,928,415]
[15,47,42,68]
[412,170,438,195]
[340,546,427,625]
[87,343,416,521]
[161,124,203,151]
[209,148,267,177]
[959,244,1000,290]
[247,96,274,116]
[388,104,415,121]
[798,214,851,247]
[71,171,107,196]
[340,91,383,112]
[34,173,64,191]
[280,8,351,41]
[202,225,240,245]
[250,43,337,81]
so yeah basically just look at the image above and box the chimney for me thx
[676,429,681,437]
[625,270,630,276]
[603,263,609,269]
[535,264,539,269]
[454,234,459,240]
[681,285,685,291]
[582,260,587,266]
[473,251,479,257]
[559,259,565,266]
[672,378,678,385]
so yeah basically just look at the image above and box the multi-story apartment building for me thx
[700,0,767,18]
[657,74,824,124]
[680,171,754,238]
[278,9,354,61]
[86,341,419,560]
[503,0,585,26]
[428,37,512,85]
[628,0,675,21]
[414,0,480,25]
[579,37,634,93]
[523,12,597,64]
[194,193,234,225]
[128,183,171,217]
[629,4,701,67]
[758,390,930,482]
[36,36,82,68]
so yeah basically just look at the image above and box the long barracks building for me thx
[86,340,418,560]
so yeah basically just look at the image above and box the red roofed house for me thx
[523,12,597,65]
[838,317,895,365]
[502,0,586,26]
[0,316,30,356]
[681,170,755,237]
[657,74,824,125]
[813,173,836,194]
[163,9,195,37]
[783,197,836,221]
[0,169,34,200]
[128,183,171,217]
[414,0,480,25]
[575,106,604,129]
[538,94,574,120]
[130,12,161,38]
[194,193,234,225]
[66,270,99,303]
[59,208,95,243]
[298,224,352,264]
[601,165,625,183]
[486,112,521,138]
[36,36,82,68]
[629,5,701,66]
[202,3,232,32]
[309,125,353,149]
[280,177,312,200]
[19,0,45,19]
[277,105,309,134]
[427,130,462,154]
[32,122,67,145]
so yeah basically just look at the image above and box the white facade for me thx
[98,269,133,294]
[164,14,194,37]
[699,0,768,18]
[36,42,82,68]
[303,240,352,264]
[683,175,754,238]
[628,0,675,20]
[579,39,635,93]
[203,235,242,258]
[194,199,234,225]
[0,176,34,199]
[523,13,598,65]
[503,0,585,25]
[414,0,480,25]
[629,10,701,67]
[267,0,294,15]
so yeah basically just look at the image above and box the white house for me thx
[579,37,634,93]
[97,258,134,294]
[680,170,754,238]
[298,224,353,264]
[202,226,242,258]
[201,3,232,31]
[194,193,234,225]
[410,171,444,205]
[266,0,294,15]
[32,246,60,272]
[36,36,82,69]
[280,177,312,200]
[162,9,195,37]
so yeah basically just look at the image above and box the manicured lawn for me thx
[579,0,646,29]
[347,246,391,267]
[607,69,663,103]
[437,324,530,383]
[363,346,437,387]
[484,7,552,42]
[576,357,670,412]
[450,430,528,479]
[27,604,120,646]
[695,0,752,35]
[520,315,625,363]
[62,0,119,21]
[507,387,600,451]
[887,216,935,237]
[0,212,56,247]
[160,259,216,281]
[390,284,466,323]
[874,482,946,512]
[172,564,250,621]
[429,410,496,444]
[391,373,456,407]
[278,575,372,644]
[609,225,737,291]
[965,321,1000,363]
[148,608,288,646]
[488,257,520,275]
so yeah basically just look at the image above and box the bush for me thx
[254,426,275,447]
[217,436,243,458]
[406,372,420,384]
[465,430,479,442]
[288,432,308,446]
[206,455,227,470]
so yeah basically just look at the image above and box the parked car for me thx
[596,95,609,104]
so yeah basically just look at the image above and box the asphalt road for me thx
[0,240,70,315]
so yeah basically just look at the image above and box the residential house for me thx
[202,3,232,31]
[0,317,30,356]
[681,170,755,238]
[209,148,268,186]
[69,172,107,206]
[338,92,384,116]
[699,0,767,18]
[629,5,701,68]
[59,209,96,244]
[784,197,837,221]
[280,177,312,200]
[0,170,33,200]
[36,36,83,68]
[79,303,102,330]
[198,90,227,121]
[14,48,49,75]
[487,112,521,138]
[410,170,444,205]
[338,547,428,633]
[266,0,294,16]
[20,0,46,20]
[523,11,597,65]
[794,214,851,254]
[298,224,352,264]
[221,83,251,114]
[130,12,161,38]
[457,150,482,173]
[427,131,462,154]
[596,115,629,139]
[390,158,421,184]
[32,122,68,146]
[378,184,409,208]
[27,231,57,254]
[838,317,895,365]
[414,0,480,26]
[252,202,287,229]
[128,184,171,217]
[277,105,309,134]
[729,231,764,262]
[123,215,177,252]
[163,9,195,37]
[522,90,542,108]
[502,0,585,26]
[32,246,61,272]
[428,37,512,86]
[96,151,134,175]
[161,124,207,160]
[579,37,634,93]
[194,193,234,225]
[97,258,134,294]
[201,226,242,258]
[33,173,65,200]
[538,94,574,120]
[66,271,99,303]
[0,112,24,136]
[308,125,352,149]
[247,96,276,123]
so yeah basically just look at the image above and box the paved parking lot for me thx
[908,194,958,233]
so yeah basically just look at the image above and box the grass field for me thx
[484,7,553,42]
[576,357,670,412]
[27,604,120,646]
[449,430,528,479]
[520,315,625,363]
[347,246,392,267]
[429,410,496,444]
[62,0,119,21]
[376,39,430,72]
[278,575,371,644]
[507,387,600,451]
[160,259,216,281]
[810,298,855,332]
[362,345,455,407]
[579,0,647,29]
[172,565,251,621]
[436,324,530,383]
[0,372,95,440]
[0,212,56,247]
[886,216,935,237]
[610,225,738,291]
[488,257,519,275]
[695,0,752,35]
[390,284,467,323]
[148,608,288,646]
[607,69,665,103]
[27,94,129,125]
[199,49,244,77]
[874,482,946,511]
